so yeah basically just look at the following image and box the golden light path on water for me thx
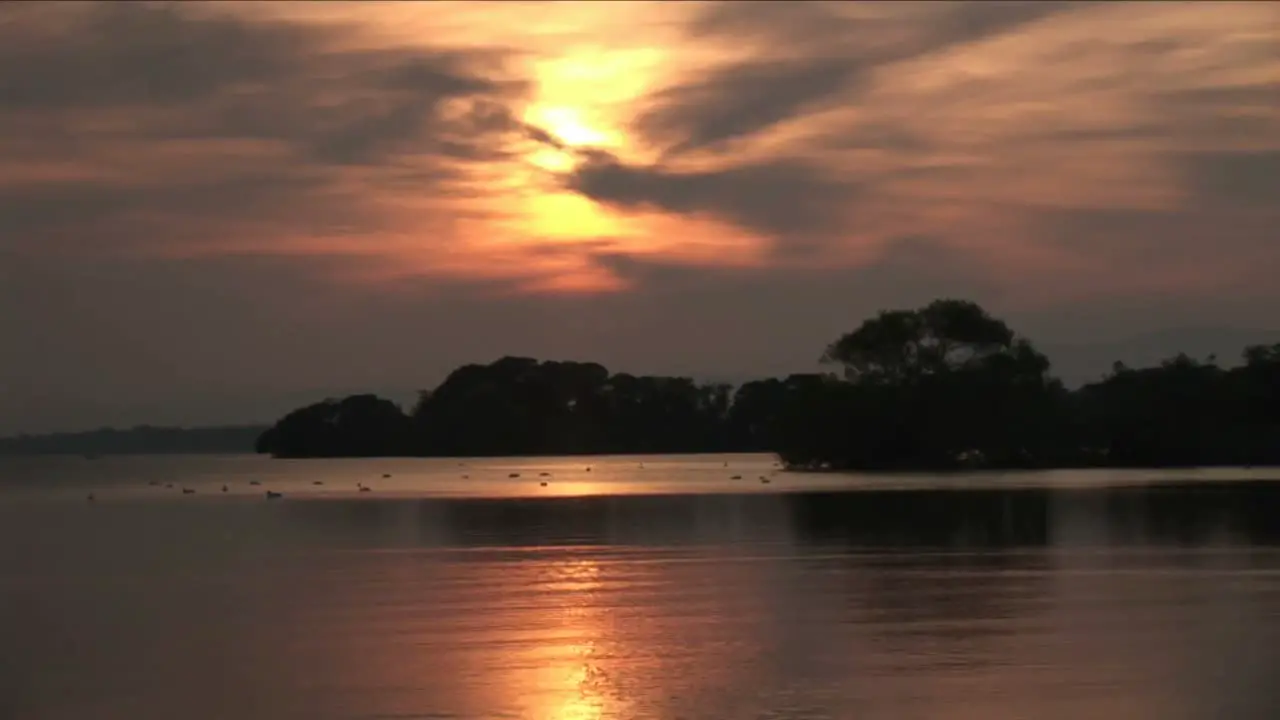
[530,558,607,720]
[4,456,1280,718]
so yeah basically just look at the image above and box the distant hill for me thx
[0,425,267,456]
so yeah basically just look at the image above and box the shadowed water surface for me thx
[2,455,1279,719]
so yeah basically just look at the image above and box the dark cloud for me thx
[830,122,932,154]
[581,0,1101,255]
[688,0,1083,48]
[637,1,1087,156]
[684,1,860,45]
[690,0,1087,56]
[637,57,867,156]
[564,151,855,256]
[927,1,1088,53]
[285,54,525,166]
[0,2,530,253]
[563,0,1278,280]
[638,2,867,155]
[0,3,315,110]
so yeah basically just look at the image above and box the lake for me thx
[2,454,1279,720]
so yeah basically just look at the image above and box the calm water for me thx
[3,454,1280,720]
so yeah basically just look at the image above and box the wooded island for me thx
[256,299,1280,470]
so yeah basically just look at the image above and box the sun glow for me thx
[522,104,617,173]
[508,98,636,256]
[531,106,613,148]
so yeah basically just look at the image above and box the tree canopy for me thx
[822,299,1030,382]
[255,300,1280,470]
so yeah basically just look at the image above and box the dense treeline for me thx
[255,299,1280,469]
[0,425,267,456]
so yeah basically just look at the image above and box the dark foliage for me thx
[254,395,412,458]
[255,299,1280,468]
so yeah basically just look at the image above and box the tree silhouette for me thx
[253,299,1280,469]
[822,299,1023,382]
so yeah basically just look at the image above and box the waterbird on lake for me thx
[761,478,771,484]
[730,475,742,480]
[87,493,95,502]
[358,486,371,493]
[509,473,520,478]
[265,491,283,500]
[540,482,548,487]
[382,473,391,478]
[148,481,158,486]
[539,472,551,477]
[222,485,228,493]
[182,488,195,495]
[249,480,261,486]
[165,483,174,489]
[312,481,323,486]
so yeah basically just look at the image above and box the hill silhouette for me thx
[0,425,266,456]
[254,299,1280,470]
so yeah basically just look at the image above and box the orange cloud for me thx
[1,0,1277,303]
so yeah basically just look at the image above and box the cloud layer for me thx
[2,1,1278,432]
[0,2,533,266]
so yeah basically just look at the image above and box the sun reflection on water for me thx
[527,558,611,720]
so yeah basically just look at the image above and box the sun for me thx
[522,104,616,172]
[530,106,611,148]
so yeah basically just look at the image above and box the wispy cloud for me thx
[0,2,534,270]
[2,0,1278,432]
[555,0,1280,299]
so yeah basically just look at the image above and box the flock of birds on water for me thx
[85,460,781,503]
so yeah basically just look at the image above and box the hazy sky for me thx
[2,1,1278,433]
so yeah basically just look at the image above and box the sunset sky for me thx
[2,1,1278,433]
